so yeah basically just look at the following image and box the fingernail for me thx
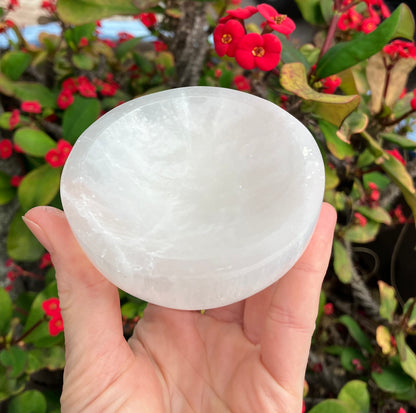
[22,215,54,253]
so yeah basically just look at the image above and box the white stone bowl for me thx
[60,86,324,310]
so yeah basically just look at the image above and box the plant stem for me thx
[12,316,47,344]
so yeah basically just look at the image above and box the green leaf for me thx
[0,112,30,130]
[0,51,32,81]
[57,0,144,24]
[11,82,57,109]
[362,171,390,190]
[0,170,16,205]
[116,37,142,60]
[26,346,65,374]
[396,332,416,382]
[0,347,27,379]
[7,210,44,261]
[308,399,351,413]
[338,111,368,142]
[315,4,415,79]
[0,288,13,335]
[403,298,416,329]
[294,0,325,25]
[13,128,56,157]
[319,120,355,159]
[378,151,416,221]
[72,53,95,70]
[333,240,353,283]
[281,63,360,127]
[355,205,392,225]
[275,33,311,68]
[338,315,373,353]
[18,164,61,211]
[8,390,47,413]
[325,163,339,190]
[62,95,100,144]
[64,22,96,49]
[338,380,370,413]
[344,221,380,243]
[371,365,414,394]
[381,132,416,150]
[378,280,397,322]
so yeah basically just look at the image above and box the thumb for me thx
[23,206,127,361]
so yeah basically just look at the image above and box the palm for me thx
[23,204,336,413]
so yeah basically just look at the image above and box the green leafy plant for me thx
[1,0,416,411]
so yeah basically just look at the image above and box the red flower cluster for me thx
[42,297,64,336]
[322,75,341,94]
[9,109,19,130]
[154,40,167,52]
[21,100,42,114]
[233,74,251,91]
[39,252,52,269]
[338,0,390,34]
[45,139,72,168]
[354,212,367,227]
[323,302,334,315]
[41,0,56,13]
[383,40,416,61]
[368,182,380,203]
[7,0,19,11]
[214,3,295,71]
[0,139,13,159]
[138,12,157,28]
[10,175,23,187]
[392,204,407,224]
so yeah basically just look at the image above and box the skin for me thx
[23,202,336,413]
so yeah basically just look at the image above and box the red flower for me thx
[219,5,258,23]
[77,76,97,98]
[398,408,407,413]
[235,33,281,71]
[57,89,74,109]
[153,40,167,52]
[354,212,367,227]
[100,82,119,97]
[322,75,341,94]
[352,358,364,371]
[338,8,362,31]
[0,139,13,159]
[231,0,241,4]
[323,302,334,315]
[257,3,296,36]
[233,74,251,91]
[78,36,88,47]
[39,252,52,269]
[214,20,245,57]
[62,77,78,93]
[393,205,407,224]
[368,182,380,202]
[101,39,116,48]
[10,175,23,187]
[41,0,56,13]
[42,297,61,316]
[9,109,19,130]
[360,17,378,33]
[383,40,416,60]
[21,100,42,114]
[139,12,157,28]
[49,316,64,336]
[45,148,65,167]
[386,148,405,165]
[57,139,72,158]
[118,32,134,43]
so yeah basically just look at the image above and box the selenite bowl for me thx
[60,86,324,310]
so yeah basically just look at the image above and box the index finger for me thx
[260,202,336,397]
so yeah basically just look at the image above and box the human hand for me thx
[23,203,336,413]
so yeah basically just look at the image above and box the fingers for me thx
[23,206,128,362]
[260,203,336,396]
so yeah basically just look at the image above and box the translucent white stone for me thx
[60,87,324,310]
